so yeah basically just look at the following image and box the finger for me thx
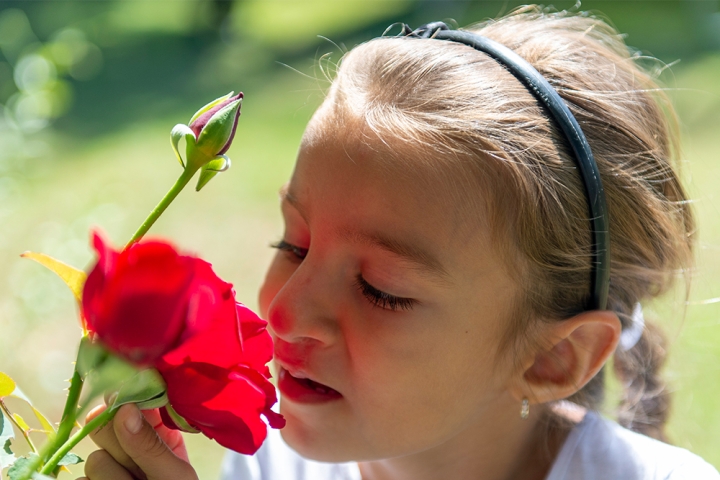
[84,449,134,480]
[113,404,198,480]
[87,405,143,478]
[141,409,189,462]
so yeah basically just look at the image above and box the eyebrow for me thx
[280,186,451,282]
[339,229,450,281]
[280,187,309,221]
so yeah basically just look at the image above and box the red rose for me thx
[82,231,284,454]
[82,231,240,365]
[158,304,285,454]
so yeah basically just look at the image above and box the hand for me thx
[77,404,198,480]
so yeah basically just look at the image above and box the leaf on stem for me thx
[0,372,15,398]
[170,124,197,169]
[82,355,139,408]
[135,392,168,410]
[7,453,38,480]
[19,252,86,302]
[76,337,109,379]
[57,452,83,467]
[20,252,88,334]
[0,372,56,439]
[111,368,167,410]
[196,155,230,191]
[1,410,16,470]
[29,409,54,436]
[11,415,29,432]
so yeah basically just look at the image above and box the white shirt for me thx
[220,411,719,480]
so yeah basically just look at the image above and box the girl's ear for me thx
[510,311,621,404]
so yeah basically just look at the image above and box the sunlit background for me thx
[0,1,718,478]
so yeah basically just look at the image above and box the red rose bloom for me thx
[82,231,284,454]
[157,304,285,454]
[82,231,239,365]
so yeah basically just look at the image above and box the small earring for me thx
[520,398,530,419]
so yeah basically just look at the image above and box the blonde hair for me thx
[321,6,695,441]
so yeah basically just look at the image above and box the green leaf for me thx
[20,252,86,303]
[135,392,168,410]
[83,355,139,406]
[7,454,39,480]
[111,368,166,410]
[170,123,196,169]
[196,155,231,192]
[188,91,234,125]
[57,452,83,467]
[162,403,199,434]
[76,337,109,379]
[1,412,16,470]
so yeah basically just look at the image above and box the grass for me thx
[1,52,719,479]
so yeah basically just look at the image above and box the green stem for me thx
[126,169,195,248]
[39,407,116,476]
[48,369,83,475]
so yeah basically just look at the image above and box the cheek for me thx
[347,311,509,440]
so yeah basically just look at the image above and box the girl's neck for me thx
[358,404,574,480]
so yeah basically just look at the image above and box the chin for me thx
[278,407,368,463]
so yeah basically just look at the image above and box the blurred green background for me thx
[0,1,718,478]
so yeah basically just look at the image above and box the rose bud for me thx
[188,91,243,157]
[170,91,243,190]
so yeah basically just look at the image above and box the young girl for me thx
[80,7,720,480]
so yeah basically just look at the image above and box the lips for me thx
[277,367,342,404]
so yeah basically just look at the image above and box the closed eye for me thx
[355,274,416,311]
[271,239,308,261]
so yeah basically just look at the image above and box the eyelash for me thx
[271,239,308,260]
[354,274,416,312]
[271,239,416,312]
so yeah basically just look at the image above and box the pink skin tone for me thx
[257,109,621,480]
[81,107,620,480]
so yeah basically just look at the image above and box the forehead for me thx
[290,110,502,278]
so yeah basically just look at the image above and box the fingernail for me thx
[124,407,143,434]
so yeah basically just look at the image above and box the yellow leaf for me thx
[20,252,86,302]
[12,413,29,432]
[31,407,55,434]
[0,378,56,438]
[0,372,15,398]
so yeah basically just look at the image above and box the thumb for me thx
[113,404,198,480]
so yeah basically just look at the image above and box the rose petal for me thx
[83,238,196,364]
[161,362,274,454]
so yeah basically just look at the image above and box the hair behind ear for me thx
[613,320,670,441]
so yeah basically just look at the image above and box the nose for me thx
[266,254,341,347]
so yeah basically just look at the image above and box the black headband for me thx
[394,22,610,311]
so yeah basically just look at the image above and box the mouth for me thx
[277,367,343,404]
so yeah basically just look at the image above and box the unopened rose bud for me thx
[188,91,243,157]
[170,91,242,190]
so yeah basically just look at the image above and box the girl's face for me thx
[259,113,524,462]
